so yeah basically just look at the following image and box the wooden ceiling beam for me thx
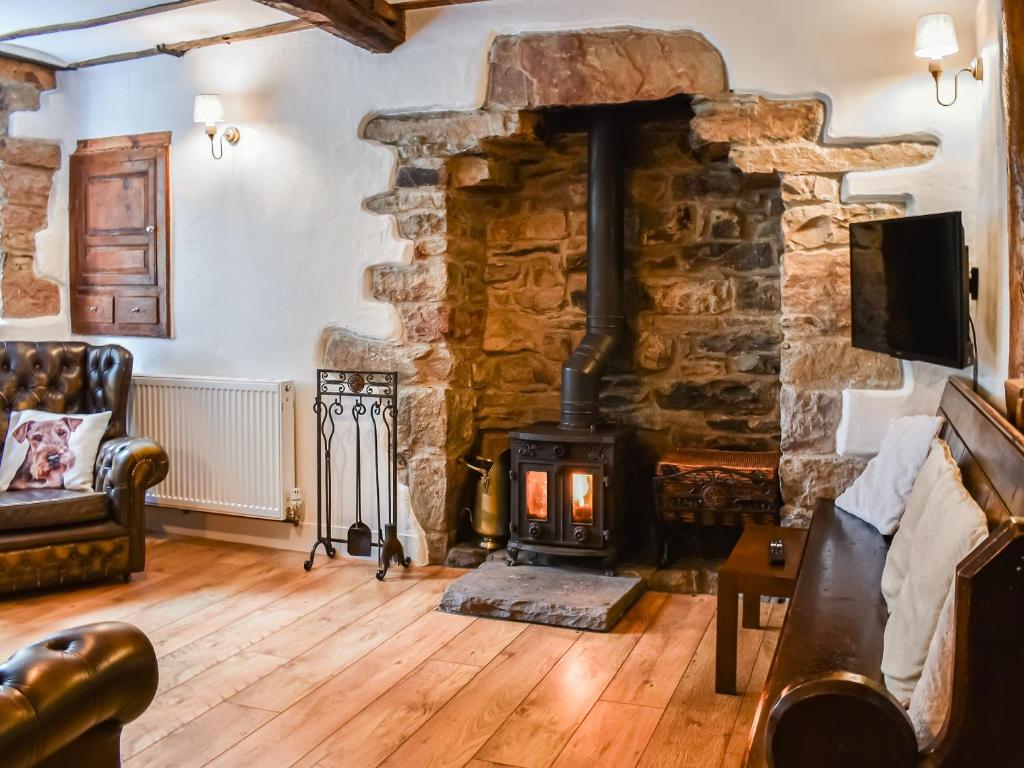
[251,0,405,53]
[394,0,486,11]
[162,19,314,55]
[66,20,314,70]
[0,0,217,43]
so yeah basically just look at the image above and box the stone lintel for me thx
[486,28,728,109]
[732,140,938,175]
[691,95,826,147]
[363,110,536,154]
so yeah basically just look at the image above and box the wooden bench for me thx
[743,378,1024,768]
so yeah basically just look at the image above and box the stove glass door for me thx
[525,470,549,521]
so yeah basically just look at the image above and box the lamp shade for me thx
[193,94,225,126]
[915,13,959,60]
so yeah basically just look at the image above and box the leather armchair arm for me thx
[95,437,169,571]
[0,622,158,768]
[767,672,918,768]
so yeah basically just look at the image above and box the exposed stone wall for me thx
[326,110,538,561]
[321,29,939,561]
[0,57,60,318]
[689,95,932,520]
[460,102,784,463]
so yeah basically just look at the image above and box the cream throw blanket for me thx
[881,446,987,718]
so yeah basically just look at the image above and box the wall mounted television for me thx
[849,211,973,369]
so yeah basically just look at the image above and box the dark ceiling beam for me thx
[0,0,217,43]
[395,0,486,11]
[163,19,314,55]
[251,0,405,53]
[65,20,314,70]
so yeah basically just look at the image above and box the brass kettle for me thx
[461,450,510,551]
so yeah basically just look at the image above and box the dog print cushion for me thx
[0,409,112,493]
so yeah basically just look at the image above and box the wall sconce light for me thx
[193,94,240,159]
[914,13,983,107]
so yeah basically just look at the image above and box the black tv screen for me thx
[849,211,971,369]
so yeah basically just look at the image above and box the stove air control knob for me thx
[572,527,586,542]
[528,523,543,538]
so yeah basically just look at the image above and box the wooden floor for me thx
[0,536,784,768]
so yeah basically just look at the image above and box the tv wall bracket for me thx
[970,267,979,301]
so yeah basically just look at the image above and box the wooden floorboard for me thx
[0,537,786,768]
[474,592,667,768]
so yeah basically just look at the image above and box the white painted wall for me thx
[837,0,1008,456]
[3,0,1004,552]
[974,0,1010,397]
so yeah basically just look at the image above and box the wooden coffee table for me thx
[715,524,807,694]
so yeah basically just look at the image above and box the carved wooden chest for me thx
[653,449,782,529]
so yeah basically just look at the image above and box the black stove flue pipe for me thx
[560,109,626,431]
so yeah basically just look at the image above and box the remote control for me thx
[768,539,785,566]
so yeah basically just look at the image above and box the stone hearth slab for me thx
[438,561,645,632]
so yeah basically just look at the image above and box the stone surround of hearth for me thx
[322,27,938,562]
[457,97,785,462]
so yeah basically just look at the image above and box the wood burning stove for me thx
[508,424,632,574]
[507,108,635,574]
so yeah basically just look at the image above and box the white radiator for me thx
[129,375,296,521]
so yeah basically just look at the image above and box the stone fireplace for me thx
[321,28,937,563]
[460,95,785,462]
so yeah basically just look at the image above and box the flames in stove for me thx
[571,472,594,524]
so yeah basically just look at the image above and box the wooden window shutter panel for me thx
[70,131,171,338]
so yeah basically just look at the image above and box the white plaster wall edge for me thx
[837,359,958,458]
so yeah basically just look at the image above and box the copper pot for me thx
[462,450,510,551]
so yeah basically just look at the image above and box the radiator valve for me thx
[285,488,303,527]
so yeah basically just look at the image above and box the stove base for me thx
[507,539,620,576]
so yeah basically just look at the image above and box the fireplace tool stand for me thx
[304,369,410,580]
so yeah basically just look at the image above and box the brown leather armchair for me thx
[0,342,169,594]
[0,622,158,768]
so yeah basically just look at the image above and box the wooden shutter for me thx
[70,132,171,337]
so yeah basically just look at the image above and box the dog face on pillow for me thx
[9,417,84,490]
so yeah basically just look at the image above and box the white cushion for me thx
[881,440,953,611]
[0,409,112,492]
[881,458,987,705]
[835,415,944,535]
[908,577,956,749]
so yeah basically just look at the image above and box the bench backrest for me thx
[926,378,1024,767]
[938,378,1024,527]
